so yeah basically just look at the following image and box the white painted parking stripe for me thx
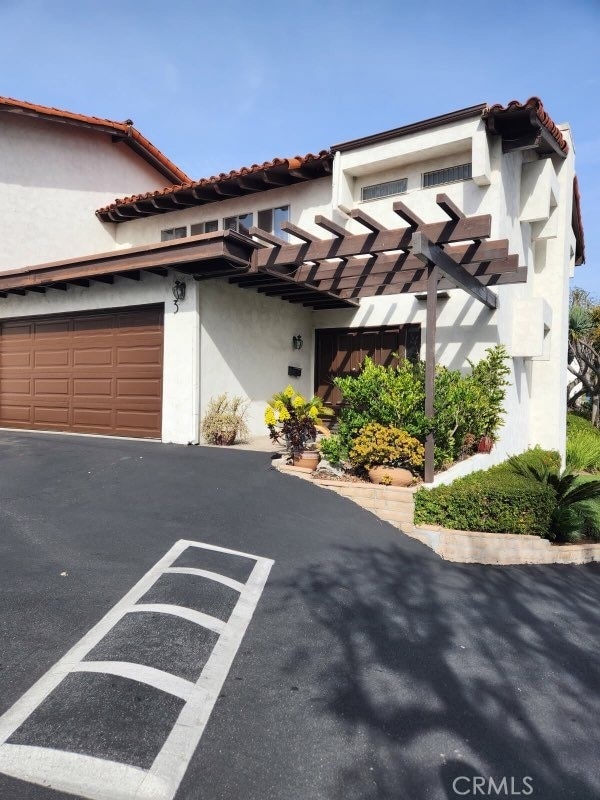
[129,603,226,634]
[163,566,245,593]
[73,661,197,702]
[0,539,274,800]
[0,744,166,800]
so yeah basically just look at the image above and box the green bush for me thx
[414,474,555,536]
[566,413,600,473]
[349,423,425,470]
[414,448,560,537]
[318,434,347,466]
[333,345,510,469]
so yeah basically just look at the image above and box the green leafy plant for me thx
[265,386,333,456]
[333,346,510,469]
[566,413,600,472]
[318,434,347,466]
[202,394,249,445]
[349,423,424,471]
[507,457,600,542]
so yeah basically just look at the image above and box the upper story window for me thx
[422,163,472,189]
[190,220,218,235]
[361,178,407,202]
[223,212,253,235]
[257,205,290,240]
[161,226,187,241]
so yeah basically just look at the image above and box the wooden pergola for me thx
[230,193,524,481]
[0,194,524,481]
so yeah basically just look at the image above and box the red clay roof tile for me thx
[0,96,190,184]
[485,96,569,155]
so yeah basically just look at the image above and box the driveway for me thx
[0,431,598,800]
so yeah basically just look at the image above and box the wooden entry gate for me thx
[314,325,421,414]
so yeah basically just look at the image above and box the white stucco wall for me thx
[0,274,199,445]
[198,280,313,437]
[0,113,172,270]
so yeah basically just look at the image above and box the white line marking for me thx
[129,603,226,634]
[0,745,166,800]
[0,539,274,800]
[73,661,197,702]
[163,566,244,593]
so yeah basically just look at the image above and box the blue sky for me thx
[1,0,598,292]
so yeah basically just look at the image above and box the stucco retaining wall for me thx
[276,464,600,565]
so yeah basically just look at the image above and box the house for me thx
[0,96,585,480]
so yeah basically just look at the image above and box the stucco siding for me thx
[0,114,172,270]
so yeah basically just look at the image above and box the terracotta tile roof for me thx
[0,96,190,184]
[96,150,333,221]
[485,96,569,155]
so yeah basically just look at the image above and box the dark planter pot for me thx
[477,436,494,454]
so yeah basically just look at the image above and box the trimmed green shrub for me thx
[414,448,560,537]
[566,413,600,473]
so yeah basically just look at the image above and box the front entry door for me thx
[314,325,421,415]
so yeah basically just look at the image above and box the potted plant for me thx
[265,386,333,469]
[349,422,424,486]
[202,394,249,445]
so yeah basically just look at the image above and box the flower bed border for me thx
[275,463,600,565]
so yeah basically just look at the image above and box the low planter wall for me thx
[275,462,600,566]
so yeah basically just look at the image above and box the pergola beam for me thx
[411,232,498,309]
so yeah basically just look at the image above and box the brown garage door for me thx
[0,305,163,438]
[315,325,421,413]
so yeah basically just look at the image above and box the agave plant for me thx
[508,456,600,542]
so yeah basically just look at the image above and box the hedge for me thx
[414,449,560,537]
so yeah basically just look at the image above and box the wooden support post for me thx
[424,265,439,484]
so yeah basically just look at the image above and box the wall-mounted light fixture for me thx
[292,334,303,350]
[172,280,186,313]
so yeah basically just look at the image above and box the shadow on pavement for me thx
[281,542,600,800]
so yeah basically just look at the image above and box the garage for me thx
[0,305,163,438]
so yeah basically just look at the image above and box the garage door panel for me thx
[0,404,32,423]
[1,378,31,395]
[0,306,163,438]
[73,347,114,367]
[116,345,163,366]
[34,350,70,368]
[34,406,70,425]
[115,409,162,434]
[72,407,114,429]
[73,378,114,397]
[33,378,70,396]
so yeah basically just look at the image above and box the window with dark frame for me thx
[361,178,407,202]
[257,205,290,240]
[190,220,218,236]
[160,226,187,241]
[223,212,253,235]
[422,163,472,189]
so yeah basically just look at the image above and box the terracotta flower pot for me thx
[368,466,414,487]
[292,450,320,471]
[477,436,494,454]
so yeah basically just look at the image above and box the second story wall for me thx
[0,113,173,271]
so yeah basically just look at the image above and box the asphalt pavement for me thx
[0,430,598,800]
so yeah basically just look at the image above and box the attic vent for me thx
[361,178,407,202]
[422,163,472,188]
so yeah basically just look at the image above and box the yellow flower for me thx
[278,407,291,421]
[308,406,319,419]
[283,386,295,399]
[293,394,306,408]
[264,407,276,426]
